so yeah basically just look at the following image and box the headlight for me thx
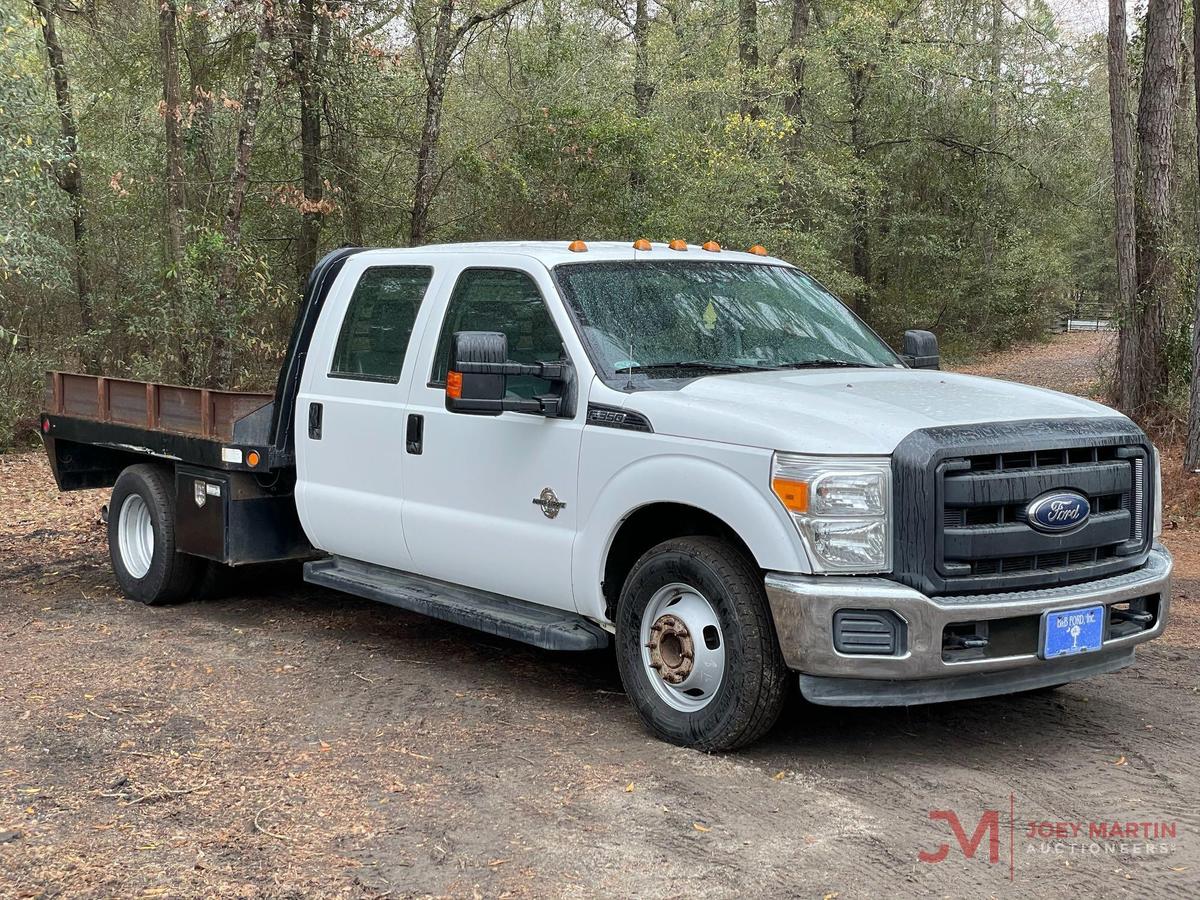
[771,453,892,573]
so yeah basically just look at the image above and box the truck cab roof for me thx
[350,241,791,268]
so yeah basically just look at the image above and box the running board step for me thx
[303,558,609,652]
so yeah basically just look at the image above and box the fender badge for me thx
[533,487,566,519]
[194,480,207,508]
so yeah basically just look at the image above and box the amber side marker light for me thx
[632,238,652,251]
[567,240,588,252]
[446,370,463,399]
[771,477,809,513]
[246,450,261,467]
[748,244,768,256]
[702,240,721,252]
[668,239,688,251]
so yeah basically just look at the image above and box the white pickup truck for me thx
[41,240,1171,749]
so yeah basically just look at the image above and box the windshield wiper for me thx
[773,359,886,370]
[619,361,769,375]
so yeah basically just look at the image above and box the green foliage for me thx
[0,0,1174,443]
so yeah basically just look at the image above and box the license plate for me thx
[1042,605,1105,659]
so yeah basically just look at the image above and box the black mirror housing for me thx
[902,329,940,370]
[445,330,573,417]
[446,331,508,415]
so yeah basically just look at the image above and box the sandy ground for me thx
[1,333,1198,898]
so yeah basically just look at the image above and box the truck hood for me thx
[625,368,1122,455]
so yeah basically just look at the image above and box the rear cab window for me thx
[330,266,434,383]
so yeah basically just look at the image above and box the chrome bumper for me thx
[765,546,1172,705]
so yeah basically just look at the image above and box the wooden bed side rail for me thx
[43,372,273,443]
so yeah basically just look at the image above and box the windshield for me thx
[554,261,899,385]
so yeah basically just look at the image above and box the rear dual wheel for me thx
[108,465,204,605]
[615,536,789,751]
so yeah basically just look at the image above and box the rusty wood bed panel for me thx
[44,372,273,442]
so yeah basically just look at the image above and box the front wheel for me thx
[108,464,202,605]
[615,536,788,751]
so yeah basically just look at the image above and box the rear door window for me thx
[330,266,434,382]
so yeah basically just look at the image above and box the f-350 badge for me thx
[533,487,566,519]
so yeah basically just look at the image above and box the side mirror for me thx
[446,331,508,415]
[901,329,940,370]
[445,330,572,417]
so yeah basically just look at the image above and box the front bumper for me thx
[765,545,1172,706]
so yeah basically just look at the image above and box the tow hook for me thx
[944,634,989,651]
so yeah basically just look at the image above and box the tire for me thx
[108,464,203,605]
[615,536,789,751]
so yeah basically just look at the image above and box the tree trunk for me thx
[981,0,1001,271]
[737,0,759,119]
[783,0,811,151]
[409,0,528,244]
[848,66,870,318]
[33,0,96,362]
[629,0,654,193]
[1108,0,1140,411]
[1129,0,1183,415]
[411,0,456,246]
[212,1,274,387]
[290,0,327,285]
[185,6,217,219]
[159,0,187,268]
[1185,0,1200,470]
[325,94,364,246]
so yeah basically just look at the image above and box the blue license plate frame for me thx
[1041,604,1105,659]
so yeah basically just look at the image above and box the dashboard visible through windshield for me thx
[553,261,900,388]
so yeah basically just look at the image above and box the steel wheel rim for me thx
[118,494,154,579]
[639,582,726,712]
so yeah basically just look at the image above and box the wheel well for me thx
[48,438,164,491]
[602,503,758,620]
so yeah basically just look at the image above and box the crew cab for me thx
[40,241,1171,750]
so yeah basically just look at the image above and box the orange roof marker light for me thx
[748,244,769,256]
[668,239,688,251]
[567,240,588,252]
[702,240,721,252]
[632,238,652,251]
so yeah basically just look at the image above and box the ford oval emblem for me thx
[1026,491,1090,533]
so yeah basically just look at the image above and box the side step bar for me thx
[304,557,610,652]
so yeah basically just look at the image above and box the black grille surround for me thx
[892,418,1154,596]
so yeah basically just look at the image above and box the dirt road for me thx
[2,334,1197,898]
[954,330,1111,398]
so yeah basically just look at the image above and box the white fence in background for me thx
[1064,318,1114,332]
